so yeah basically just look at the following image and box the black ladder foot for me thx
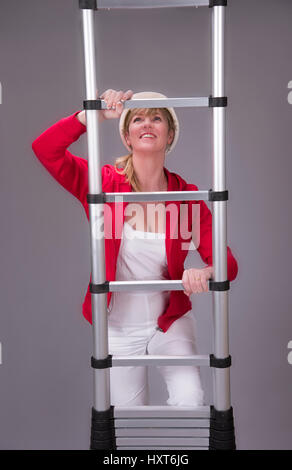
[209,406,236,450]
[90,406,116,450]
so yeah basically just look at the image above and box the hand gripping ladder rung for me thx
[79,0,235,451]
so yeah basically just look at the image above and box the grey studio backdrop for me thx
[0,0,291,450]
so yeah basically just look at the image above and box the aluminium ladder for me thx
[79,0,235,450]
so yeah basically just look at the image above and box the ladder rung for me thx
[106,97,209,108]
[109,280,186,292]
[115,418,210,428]
[114,405,210,418]
[91,279,229,294]
[115,427,210,437]
[95,0,209,9]
[85,97,227,110]
[116,437,209,446]
[112,354,210,366]
[105,190,209,202]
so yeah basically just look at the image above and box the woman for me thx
[32,88,238,407]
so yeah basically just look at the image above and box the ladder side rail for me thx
[81,9,110,412]
[212,5,230,411]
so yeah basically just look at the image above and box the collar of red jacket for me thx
[104,164,188,192]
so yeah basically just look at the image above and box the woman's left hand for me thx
[182,267,214,297]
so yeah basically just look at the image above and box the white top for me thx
[116,221,168,281]
[108,222,171,330]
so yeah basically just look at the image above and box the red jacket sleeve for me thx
[188,184,238,282]
[32,111,89,210]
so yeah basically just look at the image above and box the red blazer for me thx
[32,111,238,332]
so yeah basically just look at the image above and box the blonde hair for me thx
[114,108,175,192]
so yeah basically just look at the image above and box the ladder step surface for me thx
[115,418,210,428]
[116,437,209,446]
[95,0,209,9]
[114,405,210,418]
[115,428,210,437]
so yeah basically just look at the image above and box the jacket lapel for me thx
[164,167,181,279]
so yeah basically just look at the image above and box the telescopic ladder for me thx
[79,0,235,450]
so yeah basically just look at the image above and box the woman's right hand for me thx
[77,88,133,126]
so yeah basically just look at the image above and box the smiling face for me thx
[123,108,175,155]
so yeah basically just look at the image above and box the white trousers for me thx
[108,292,205,407]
